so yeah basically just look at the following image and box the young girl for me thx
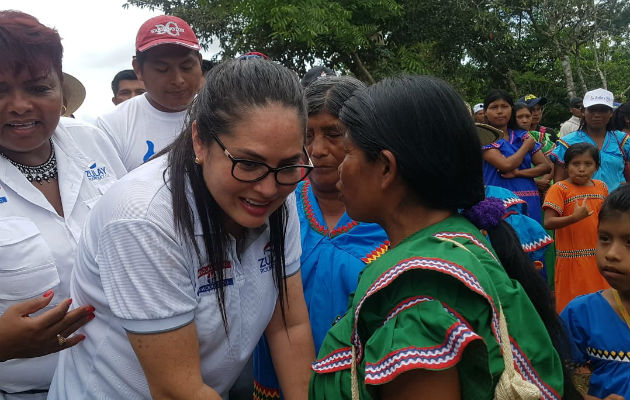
[543,143,609,312]
[560,184,630,400]
[482,90,551,223]
[514,102,555,156]
[513,101,555,200]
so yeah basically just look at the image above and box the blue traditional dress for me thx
[485,185,553,279]
[252,180,389,399]
[482,129,544,223]
[561,291,630,399]
[551,130,630,192]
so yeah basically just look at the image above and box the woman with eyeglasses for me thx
[49,59,316,400]
[551,89,630,192]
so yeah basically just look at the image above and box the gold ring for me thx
[57,334,67,346]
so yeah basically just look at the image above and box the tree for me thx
[126,0,629,121]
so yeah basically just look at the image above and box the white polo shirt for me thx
[97,93,187,172]
[0,118,126,395]
[48,156,301,400]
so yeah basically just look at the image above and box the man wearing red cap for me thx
[97,15,203,171]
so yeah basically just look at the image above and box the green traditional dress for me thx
[531,130,555,156]
[309,215,564,399]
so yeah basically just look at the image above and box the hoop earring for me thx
[194,156,201,165]
[60,105,67,116]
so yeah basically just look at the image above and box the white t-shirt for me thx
[96,93,187,172]
[0,118,126,395]
[48,156,302,400]
[559,115,581,137]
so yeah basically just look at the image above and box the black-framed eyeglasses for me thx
[211,134,314,185]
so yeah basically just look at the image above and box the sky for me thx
[4,0,222,124]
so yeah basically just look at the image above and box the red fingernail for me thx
[86,314,95,321]
[85,306,96,313]
[43,289,54,298]
[77,334,86,341]
[67,298,73,305]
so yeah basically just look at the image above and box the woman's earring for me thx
[60,105,67,116]
[194,156,202,165]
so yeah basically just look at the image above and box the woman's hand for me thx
[0,290,95,362]
[535,177,551,190]
[500,169,519,178]
[522,134,537,150]
[572,198,593,221]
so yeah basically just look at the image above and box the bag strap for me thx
[435,237,542,399]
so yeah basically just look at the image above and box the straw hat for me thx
[475,123,502,146]
[62,73,86,116]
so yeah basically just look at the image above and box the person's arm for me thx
[266,271,315,400]
[543,199,592,230]
[536,161,554,182]
[0,291,94,362]
[127,323,221,400]
[482,135,536,172]
[379,365,461,400]
[583,394,625,400]
[504,150,551,178]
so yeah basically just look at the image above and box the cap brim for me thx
[584,102,613,110]
[62,73,86,116]
[137,39,201,52]
[475,123,502,146]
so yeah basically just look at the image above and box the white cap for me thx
[583,88,614,109]
[473,103,484,114]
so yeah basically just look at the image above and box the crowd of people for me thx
[0,9,628,400]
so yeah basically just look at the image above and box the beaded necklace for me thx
[0,139,58,184]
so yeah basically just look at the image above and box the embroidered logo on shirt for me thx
[197,262,234,295]
[0,185,7,204]
[258,242,272,273]
[85,163,108,181]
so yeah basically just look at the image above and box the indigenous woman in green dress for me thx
[309,76,577,399]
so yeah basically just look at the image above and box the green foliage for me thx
[126,0,629,112]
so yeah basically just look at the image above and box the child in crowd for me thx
[560,184,630,400]
[543,143,609,312]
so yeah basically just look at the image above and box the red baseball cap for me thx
[136,15,200,52]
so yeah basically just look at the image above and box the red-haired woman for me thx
[0,10,126,398]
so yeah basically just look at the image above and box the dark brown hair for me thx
[0,10,63,81]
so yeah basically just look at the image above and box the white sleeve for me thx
[283,192,301,277]
[97,219,197,333]
[96,115,125,166]
[81,123,128,177]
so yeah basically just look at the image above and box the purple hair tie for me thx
[461,197,506,230]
